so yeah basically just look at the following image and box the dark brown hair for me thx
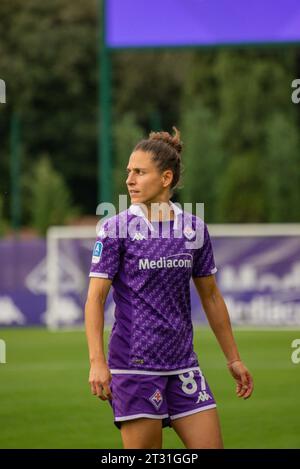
[133,126,183,191]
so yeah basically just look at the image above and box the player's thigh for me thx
[120,418,163,449]
[171,407,223,449]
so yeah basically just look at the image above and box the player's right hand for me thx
[89,362,113,401]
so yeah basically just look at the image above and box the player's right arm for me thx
[85,277,113,401]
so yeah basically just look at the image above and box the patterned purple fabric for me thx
[89,206,217,372]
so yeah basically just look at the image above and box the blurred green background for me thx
[1,0,300,236]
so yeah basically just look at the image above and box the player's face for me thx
[126,150,172,205]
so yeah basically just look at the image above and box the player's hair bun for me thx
[149,126,183,156]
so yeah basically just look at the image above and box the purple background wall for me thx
[0,235,299,327]
[106,0,300,48]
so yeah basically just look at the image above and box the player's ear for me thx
[162,169,173,188]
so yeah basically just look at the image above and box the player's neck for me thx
[144,200,175,222]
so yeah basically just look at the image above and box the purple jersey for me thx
[89,202,217,374]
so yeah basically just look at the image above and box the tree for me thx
[215,48,295,153]
[0,0,98,214]
[112,113,144,208]
[264,113,300,222]
[216,151,266,222]
[27,156,78,235]
[180,100,225,222]
[1,1,300,224]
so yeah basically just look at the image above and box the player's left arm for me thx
[193,274,254,399]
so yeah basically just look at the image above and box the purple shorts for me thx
[108,369,216,429]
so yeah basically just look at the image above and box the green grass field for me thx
[0,327,300,448]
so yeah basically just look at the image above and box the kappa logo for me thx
[196,391,212,403]
[132,232,146,241]
[149,389,163,410]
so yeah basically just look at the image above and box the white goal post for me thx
[46,226,97,329]
[46,223,300,329]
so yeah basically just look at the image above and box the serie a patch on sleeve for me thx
[92,241,103,264]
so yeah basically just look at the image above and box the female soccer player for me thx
[85,127,254,449]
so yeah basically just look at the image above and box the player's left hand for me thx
[227,360,254,399]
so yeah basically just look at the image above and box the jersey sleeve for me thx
[89,226,122,280]
[192,223,218,277]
